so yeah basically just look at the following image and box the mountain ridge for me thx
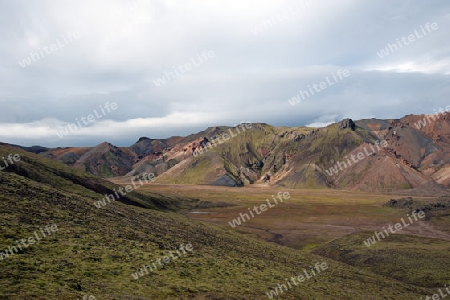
[9,113,450,194]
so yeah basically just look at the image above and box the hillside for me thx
[0,145,433,299]
[36,113,450,194]
[313,232,450,289]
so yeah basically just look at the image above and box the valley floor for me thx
[129,183,450,250]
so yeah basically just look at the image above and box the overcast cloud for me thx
[0,0,449,147]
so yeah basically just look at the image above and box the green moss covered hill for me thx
[0,145,430,299]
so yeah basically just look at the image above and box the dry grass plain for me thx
[113,182,450,251]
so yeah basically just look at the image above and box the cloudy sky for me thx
[0,0,449,147]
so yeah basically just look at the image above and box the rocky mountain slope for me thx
[36,113,450,193]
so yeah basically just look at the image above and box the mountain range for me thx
[20,112,450,195]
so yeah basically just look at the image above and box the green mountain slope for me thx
[0,145,430,299]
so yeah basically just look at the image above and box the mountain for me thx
[36,113,450,194]
[0,144,430,299]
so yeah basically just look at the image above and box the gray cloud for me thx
[0,0,449,147]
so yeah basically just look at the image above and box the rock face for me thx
[294,134,305,142]
[60,152,79,165]
[213,174,239,187]
[338,118,356,131]
[200,137,210,148]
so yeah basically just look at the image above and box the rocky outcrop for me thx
[213,175,240,187]
[200,137,210,148]
[338,118,356,131]
[294,134,305,142]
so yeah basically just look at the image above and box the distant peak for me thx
[137,137,151,142]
